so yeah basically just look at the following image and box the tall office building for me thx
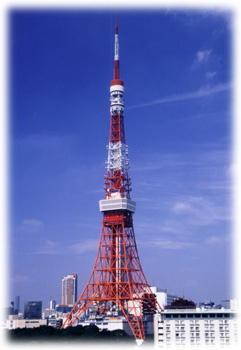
[61,274,77,306]
[24,301,42,319]
[14,296,20,314]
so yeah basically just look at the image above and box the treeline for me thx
[8,324,133,343]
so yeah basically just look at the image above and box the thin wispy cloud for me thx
[33,239,99,256]
[206,71,217,79]
[139,238,195,250]
[196,49,212,63]
[21,219,43,227]
[18,219,44,233]
[171,196,231,226]
[11,274,31,283]
[205,235,230,245]
[128,83,231,109]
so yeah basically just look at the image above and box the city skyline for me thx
[9,9,232,310]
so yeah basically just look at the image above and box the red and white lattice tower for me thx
[61,16,162,343]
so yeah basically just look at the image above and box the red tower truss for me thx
[61,17,162,343]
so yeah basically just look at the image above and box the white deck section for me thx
[99,198,136,212]
[110,84,124,93]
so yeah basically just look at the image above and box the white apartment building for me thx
[150,287,178,310]
[6,318,47,330]
[154,308,239,348]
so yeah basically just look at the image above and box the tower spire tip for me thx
[115,9,118,34]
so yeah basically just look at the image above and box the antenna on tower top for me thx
[115,9,118,34]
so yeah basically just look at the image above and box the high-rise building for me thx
[49,299,56,310]
[61,274,77,306]
[14,296,20,315]
[24,301,42,319]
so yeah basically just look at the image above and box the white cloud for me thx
[21,219,43,227]
[139,238,195,250]
[206,71,217,79]
[171,196,231,226]
[33,238,99,255]
[67,239,99,255]
[19,219,44,233]
[128,83,231,109]
[196,50,212,63]
[172,202,193,213]
[12,274,30,282]
[205,235,230,245]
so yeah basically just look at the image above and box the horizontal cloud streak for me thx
[33,239,99,255]
[128,82,231,109]
[139,238,195,250]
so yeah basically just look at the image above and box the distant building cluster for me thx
[3,274,239,347]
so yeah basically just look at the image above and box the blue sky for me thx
[9,9,232,311]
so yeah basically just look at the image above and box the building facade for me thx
[150,287,178,310]
[6,318,47,330]
[61,274,77,306]
[24,301,42,319]
[14,296,20,315]
[154,308,239,347]
[78,316,154,337]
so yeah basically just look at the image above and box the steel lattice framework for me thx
[61,16,162,342]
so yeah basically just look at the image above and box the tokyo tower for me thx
[61,16,162,343]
